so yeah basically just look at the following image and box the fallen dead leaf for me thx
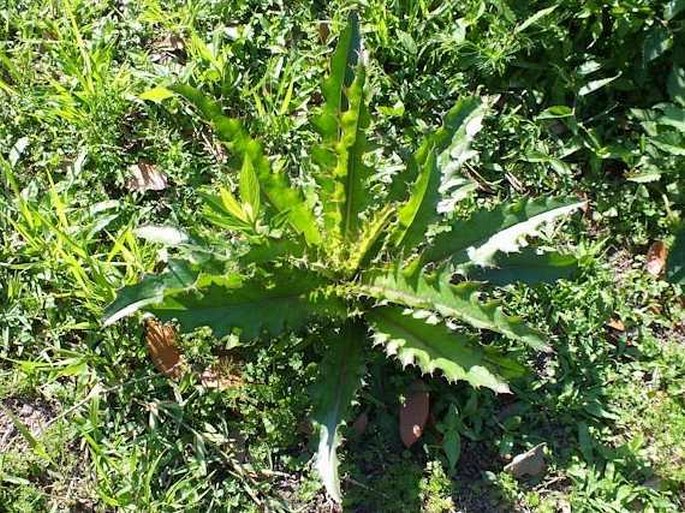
[646,240,667,277]
[399,379,429,448]
[352,411,369,436]
[558,500,571,513]
[200,354,243,391]
[150,33,185,64]
[144,318,186,380]
[158,33,184,52]
[297,419,314,436]
[318,21,330,43]
[503,443,546,478]
[606,318,625,332]
[579,192,590,213]
[126,161,168,192]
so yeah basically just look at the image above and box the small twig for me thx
[463,161,496,194]
[534,474,566,491]
[343,476,389,499]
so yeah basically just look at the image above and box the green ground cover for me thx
[1,1,684,511]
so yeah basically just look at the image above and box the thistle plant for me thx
[105,14,583,502]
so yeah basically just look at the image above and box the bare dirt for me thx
[0,397,55,452]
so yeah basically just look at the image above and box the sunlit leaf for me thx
[138,86,175,103]
[359,268,547,350]
[464,248,579,286]
[419,197,584,269]
[643,25,672,62]
[104,260,198,326]
[170,84,321,245]
[313,12,372,243]
[149,268,337,339]
[367,306,519,392]
[311,321,366,503]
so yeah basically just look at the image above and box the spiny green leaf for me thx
[340,65,371,240]
[388,97,483,205]
[318,13,361,131]
[104,260,198,325]
[391,98,485,249]
[464,248,579,286]
[169,83,241,141]
[347,204,395,273]
[311,320,366,503]
[149,267,337,339]
[170,83,321,245]
[420,197,584,269]
[394,149,440,250]
[358,268,547,350]
[313,12,371,243]
[435,100,485,183]
[367,306,520,393]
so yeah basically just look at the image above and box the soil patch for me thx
[0,397,56,452]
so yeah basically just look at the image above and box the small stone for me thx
[503,443,546,478]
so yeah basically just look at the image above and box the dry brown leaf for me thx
[200,354,243,390]
[297,419,314,436]
[144,318,186,380]
[646,240,667,277]
[503,443,546,478]
[150,33,185,63]
[352,411,369,436]
[606,318,625,332]
[126,161,168,192]
[318,21,330,43]
[157,33,184,52]
[399,379,429,448]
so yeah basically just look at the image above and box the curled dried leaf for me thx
[399,379,430,448]
[144,318,186,380]
[352,411,369,436]
[646,240,667,277]
[126,162,168,192]
[318,21,330,43]
[200,354,244,390]
[150,33,185,63]
[606,318,625,332]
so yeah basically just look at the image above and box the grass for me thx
[1,0,684,511]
